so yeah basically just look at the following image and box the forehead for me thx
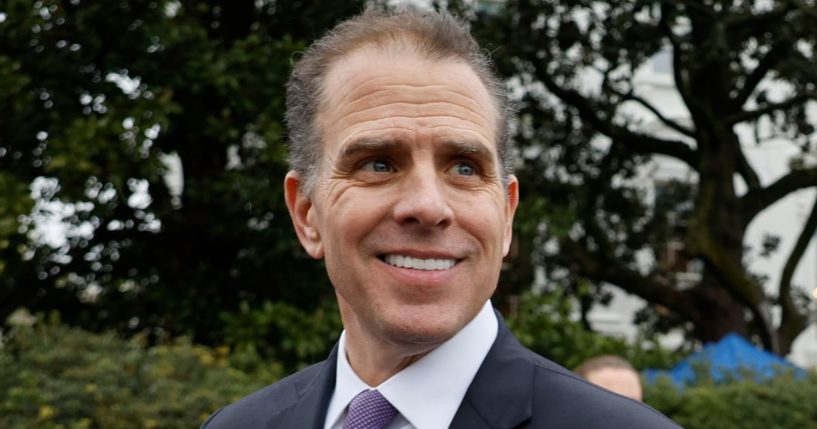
[323,44,492,95]
[318,45,498,140]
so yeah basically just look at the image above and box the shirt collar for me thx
[324,300,498,429]
[324,330,371,429]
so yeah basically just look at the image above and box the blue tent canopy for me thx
[644,333,805,386]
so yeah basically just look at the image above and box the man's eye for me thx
[361,159,394,173]
[450,161,477,176]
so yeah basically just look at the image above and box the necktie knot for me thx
[343,389,398,429]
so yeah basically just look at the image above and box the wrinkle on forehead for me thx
[318,46,498,138]
[337,110,491,141]
[332,85,493,128]
[332,81,491,119]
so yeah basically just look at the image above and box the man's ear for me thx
[502,175,520,257]
[284,171,324,259]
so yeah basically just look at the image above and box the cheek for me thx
[319,192,389,253]
[454,196,508,240]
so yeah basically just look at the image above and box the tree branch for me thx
[606,84,695,138]
[688,230,767,311]
[726,3,794,36]
[561,238,691,313]
[537,70,698,166]
[732,42,792,109]
[776,194,816,352]
[565,169,695,316]
[727,92,817,125]
[737,148,761,190]
[659,3,693,108]
[691,232,776,349]
[684,183,776,349]
[741,167,817,227]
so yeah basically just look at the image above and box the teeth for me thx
[384,254,456,270]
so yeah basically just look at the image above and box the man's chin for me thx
[378,318,463,352]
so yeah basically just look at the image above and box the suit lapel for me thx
[265,345,339,429]
[262,313,533,429]
[450,311,533,429]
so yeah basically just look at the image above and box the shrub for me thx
[219,298,342,373]
[4,306,814,428]
[0,316,283,429]
[506,291,684,370]
[645,372,817,429]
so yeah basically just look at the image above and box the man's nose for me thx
[392,168,454,228]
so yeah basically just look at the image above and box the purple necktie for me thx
[343,389,398,429]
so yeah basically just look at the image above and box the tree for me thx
[0,0,365,368]
[474,0,817,355]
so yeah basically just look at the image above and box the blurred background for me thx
[1,0,816,427]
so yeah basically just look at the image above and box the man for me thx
[203,6,680,429]
[574,355,644,401]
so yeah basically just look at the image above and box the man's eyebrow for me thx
[340,138,495,162]
[442,139,495,161]
[341,139,400,158]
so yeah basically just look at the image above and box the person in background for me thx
[574,355,644,401]
[202,5,677,428]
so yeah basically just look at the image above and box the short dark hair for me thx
[285,5,512,193]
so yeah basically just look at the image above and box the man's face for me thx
[286,46,518,352]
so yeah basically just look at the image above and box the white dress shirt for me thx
[323,300,498,429]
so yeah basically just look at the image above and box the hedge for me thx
[645,372,817,429]
[0,317,282,428]
[3,315,816,428]
[506,291,685,370]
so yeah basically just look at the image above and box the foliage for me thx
[220,298,343,371]
[2,314,812,429]
[506,291,685,371]
[472,0,817,354]
[0,0,365,371]
[0,315,282,429]
[7,0,815,395]
[645,372,817,429]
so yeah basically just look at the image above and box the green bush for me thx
[645,372,817,429]
[506,291,684,370]
[0,316,283,429]
[509,292,817,428]
[8,306,815,429]
[220,298,342,373]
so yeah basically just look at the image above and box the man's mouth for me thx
[382,254,457,271]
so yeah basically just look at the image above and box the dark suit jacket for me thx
[202,312,681,428]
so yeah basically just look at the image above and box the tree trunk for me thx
[685,279,750,343]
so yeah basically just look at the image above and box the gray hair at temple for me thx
[284,5,513,194]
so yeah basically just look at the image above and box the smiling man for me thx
[202,6,679,429]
